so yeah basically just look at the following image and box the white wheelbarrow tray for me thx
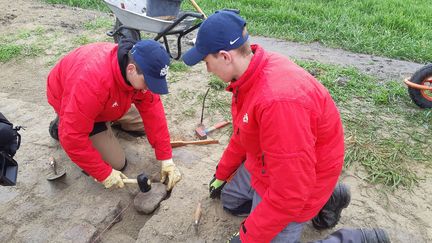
[104,0,195,33]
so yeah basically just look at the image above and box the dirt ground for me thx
[0,0,431,242]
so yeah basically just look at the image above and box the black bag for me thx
[0,112,21,186]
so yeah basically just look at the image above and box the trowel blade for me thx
[46,167,66,181]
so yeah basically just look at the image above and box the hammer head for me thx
[137,173,152,193]
[195,124,207,140]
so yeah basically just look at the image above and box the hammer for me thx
[195,121,231,140]
[122,173,151,193]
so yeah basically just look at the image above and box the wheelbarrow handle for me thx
[189,0,207,19]
[404,78,432,90]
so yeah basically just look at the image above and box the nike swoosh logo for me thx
[230,37,240,45]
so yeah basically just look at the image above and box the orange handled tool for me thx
[170,139,219,148]
[189,0,207,19]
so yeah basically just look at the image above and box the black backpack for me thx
[0,112,21,186]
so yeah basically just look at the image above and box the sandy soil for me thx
[0,0,431,242]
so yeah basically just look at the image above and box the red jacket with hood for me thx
[215,45,345,242]
[46,42,172,182]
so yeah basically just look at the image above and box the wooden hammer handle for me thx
[189,0,207,19]
[122,179,137,184]
[194,202,202,224]
[205,121,231,133]
[170,139,219,148]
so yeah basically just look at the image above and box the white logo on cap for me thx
[160,65,169,76]
[230,37,240,45]
[131,45,136,55]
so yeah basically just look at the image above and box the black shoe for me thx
[312,183,351,230]
[49,116,59,141]
[120,159,128,172]
[360,228,391,243]
[223,200,252,217]
[111,124,146,137]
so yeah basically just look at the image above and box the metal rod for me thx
[200,88,210,124]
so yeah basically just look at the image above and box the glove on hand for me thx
[209,177,226,199]
[227,232,241,243]
[102,169,128,189]
[160,158,182,190]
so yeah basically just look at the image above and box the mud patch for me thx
[0,13,17,25]
[251,36,424,81]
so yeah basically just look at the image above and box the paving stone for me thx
[102,233,136,243]
[0,225,14,242]
[61,223,97,243]
[17,224,53,243]
[133,182,167,214]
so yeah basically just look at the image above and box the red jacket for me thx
[46,43,172,182]
[215,45,345,243]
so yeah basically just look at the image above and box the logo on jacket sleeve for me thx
[243,113,248,123]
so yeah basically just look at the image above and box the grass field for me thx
[298,61,431,188]
[45,0,431,63]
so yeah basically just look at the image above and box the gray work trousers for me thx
[220,164,364,243]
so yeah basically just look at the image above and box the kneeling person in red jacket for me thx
[47,39,181,190]
[183,10,390,243]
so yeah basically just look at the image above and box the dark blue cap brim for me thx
[182,46,207,66]
[144,74,169,95]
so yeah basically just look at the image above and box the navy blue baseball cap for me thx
[131,40,170,94]
[182,10,249,66]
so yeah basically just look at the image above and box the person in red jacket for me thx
[47,39,181,190]
[183,10,390,243]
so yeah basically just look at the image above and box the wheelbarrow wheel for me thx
[113,18,141,43]
[408,63,432,108]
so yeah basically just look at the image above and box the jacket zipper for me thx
[234,86,239,104]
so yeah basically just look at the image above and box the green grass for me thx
[182,107,196,117]
[0,44,42,63]
[83,17,112,30]
[72,35,94,45]
[182,0,432,63]
[45,0,108,11]
[0,44,23,62]
[1,21,112,64]
[45,0,432,62]
[0,26,46,62]
[170,61,189,72]
[208,75,227,91]
[300,62,408,105]
[298,61,431,189]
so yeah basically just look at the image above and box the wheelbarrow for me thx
[404,64,432,108]
[104,0,205,60]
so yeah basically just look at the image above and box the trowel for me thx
[46,156,66,181]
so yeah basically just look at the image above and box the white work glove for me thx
[102,169,128,189]
[160,158,182,190]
